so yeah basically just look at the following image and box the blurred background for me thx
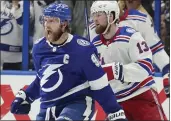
[0,0,170,71]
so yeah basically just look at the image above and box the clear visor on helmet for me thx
[40,15,61,25]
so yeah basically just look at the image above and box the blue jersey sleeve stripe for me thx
[128,15,147,19]
[93,41,103,47]
[128,10,147,17]
[143,58,153,63]
[16,13,23,25]
[136,62,153,75]
[138,58,154,73]
[151,44,164,55]
[150,41,163,49]
[116,76,154,99]
[142,58,153,67]
[90,24,96,30]
[116,76,153,95]
[152,47,164,55]
[92,35,100,43]
[94,43,103,47]
[117,80,155,99]
[126,18,146,22]
[162,64,170,76]
[93,40,102,45]
[89,22,95,27]
[127,15,146,20]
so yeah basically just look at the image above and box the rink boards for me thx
[0,71,169,120]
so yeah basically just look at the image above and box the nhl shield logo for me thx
[77,39,90,46]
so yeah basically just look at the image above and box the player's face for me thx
[44,16,63,43]
[92,11,108,34]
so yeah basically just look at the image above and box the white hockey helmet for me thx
[91,1,120,21]
[91,1,120,34]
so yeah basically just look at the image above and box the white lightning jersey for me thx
[1,1,23,46]
[92,26,155,102]
[0,1,23,63]
[119,9,169,74]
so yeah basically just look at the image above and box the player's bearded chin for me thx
[95,24,107,34]
[45,27,63,44]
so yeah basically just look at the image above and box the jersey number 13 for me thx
[137,41,149,54]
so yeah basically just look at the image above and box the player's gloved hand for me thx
[163,73,170,97]
[10,90,33,114]
[107,109,127,121]
[103,62,124,83]
[162,64,170,97]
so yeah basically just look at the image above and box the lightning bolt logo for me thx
[40,64,63,92]
[0,18,13,35]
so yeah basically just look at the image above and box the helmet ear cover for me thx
[110,11,119,24]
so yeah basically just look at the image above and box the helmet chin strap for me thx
[102,13,116,35]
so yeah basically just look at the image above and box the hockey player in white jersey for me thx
[0,0,34,70]
[0,0,23,69]
[89,0,170,96]
[118,0,170,97]
[90,1,167,120]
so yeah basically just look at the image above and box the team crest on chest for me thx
[39,64,64,92]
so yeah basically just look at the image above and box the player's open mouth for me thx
[47,30,52,35]
[96,24,100,27]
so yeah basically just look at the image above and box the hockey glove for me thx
[10,90,33,114]
[163,73,170,97]
[162,64,170,97]
[103,62,124,83]
[107,109,127,121]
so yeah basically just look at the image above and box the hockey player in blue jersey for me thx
[10,2,127,121]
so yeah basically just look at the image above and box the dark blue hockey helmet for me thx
[43,2,71,23]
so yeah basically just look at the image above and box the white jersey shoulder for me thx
[125,9,148,22]
[92,26,136,44]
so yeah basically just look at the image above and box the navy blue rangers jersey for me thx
[25,34,121,114]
